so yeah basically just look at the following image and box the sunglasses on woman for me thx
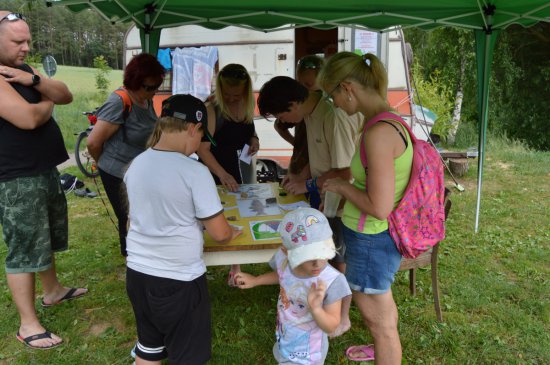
[142,82,162,92]
[0,13,25,23]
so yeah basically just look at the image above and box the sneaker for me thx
[74,188,97,198]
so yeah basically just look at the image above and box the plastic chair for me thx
[398,188,452,322]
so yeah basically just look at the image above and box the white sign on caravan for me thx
[353,29,380,56]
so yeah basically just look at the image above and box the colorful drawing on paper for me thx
[250,220,282,241]
[228,184,275,200]
[237,198,281,218]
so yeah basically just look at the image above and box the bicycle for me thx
[75,109,100,178]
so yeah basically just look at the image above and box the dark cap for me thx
[161,94,216,146]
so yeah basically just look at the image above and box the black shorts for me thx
[126,268,212,364]
[328,217,345,264]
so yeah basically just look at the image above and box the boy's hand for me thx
[234,272,257,289]
[307,279,327,310]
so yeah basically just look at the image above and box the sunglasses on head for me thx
[142,82,162,92]
[0,13,25,23]
[298,60,320,70]
[219,68,248,80]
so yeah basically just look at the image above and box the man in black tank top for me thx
[0,11,87,350]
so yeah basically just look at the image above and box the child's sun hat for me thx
[278,207,336,269]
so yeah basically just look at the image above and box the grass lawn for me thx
[0,136,548,364]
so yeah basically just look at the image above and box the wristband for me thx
[305,177,318,193]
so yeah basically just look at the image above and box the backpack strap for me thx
[379,120,408,148]
[113,87,142,148]
[357,111,412,232]
[113,88,132,121]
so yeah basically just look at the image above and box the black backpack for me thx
[60,173,84,192]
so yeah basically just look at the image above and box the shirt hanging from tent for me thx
[172,46,218,101]
[156,48,172,70]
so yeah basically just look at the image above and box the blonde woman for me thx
[319,52,413,364]
[197,64,259,287]
[198,63,259,192]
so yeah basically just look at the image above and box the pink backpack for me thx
[358,112,446,258]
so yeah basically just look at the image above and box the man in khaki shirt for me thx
[258,76,361,200]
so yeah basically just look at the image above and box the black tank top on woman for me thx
[209,106,255,185]
[0,64,68,181]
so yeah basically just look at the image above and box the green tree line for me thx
[1,0,129,69]
[405,24,550,151]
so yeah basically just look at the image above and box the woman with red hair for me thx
[87,53,165,257]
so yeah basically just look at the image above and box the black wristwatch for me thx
[31,74,41,86]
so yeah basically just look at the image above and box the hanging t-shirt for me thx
[172,46,218,101]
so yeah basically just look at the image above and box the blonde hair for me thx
[214,63,255,123]
[146,116,194,147]
[318,52,388,101]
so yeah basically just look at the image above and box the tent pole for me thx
[474,6,499,233]
[144,12,150,53]
[474,30,491,233]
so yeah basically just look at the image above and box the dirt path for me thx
[58,153,77,170]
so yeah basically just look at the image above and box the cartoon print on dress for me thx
[291,225,307,243]
[284,282,311,323]
[278,282,316,362]
[279,288,290,310]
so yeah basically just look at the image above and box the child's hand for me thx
[231,227,243,240]
[234,272,256,289]
[307,278,327,310]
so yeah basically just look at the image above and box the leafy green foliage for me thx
[405,23,550,150]
[411,63,453,139]
[92,56,112,98]
[25,53,42,68]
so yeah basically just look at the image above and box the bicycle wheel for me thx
[75,131,99,178]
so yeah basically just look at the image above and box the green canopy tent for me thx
[47,0,550,232]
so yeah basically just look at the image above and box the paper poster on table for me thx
[249,220,282,241]
[238,198,281,218]
[229,184,275,200]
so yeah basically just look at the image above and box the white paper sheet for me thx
[239,144,252,165]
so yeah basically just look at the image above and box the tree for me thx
[405,24,550,151]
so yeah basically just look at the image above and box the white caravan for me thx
[124,25,430,180]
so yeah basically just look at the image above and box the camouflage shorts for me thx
[0,168,68,273]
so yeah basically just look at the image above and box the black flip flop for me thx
[16,331,62,350]
[41,287,88,308]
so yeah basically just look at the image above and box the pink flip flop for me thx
[345,344,375,362]
[227,271,237,287]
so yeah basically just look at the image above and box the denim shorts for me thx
[342,224,402,294]
[0,169,68,273]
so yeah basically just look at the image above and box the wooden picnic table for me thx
[203,182,306,266]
